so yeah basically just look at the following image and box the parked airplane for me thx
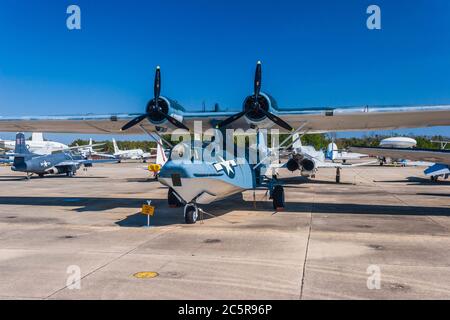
[350,146,450,182]
[6,133,117,178]
[77,138,114,160]
[285,135,374,183]
[377,137,417,165]
[1,62,450,223]
[112,138,153,162]
[0,132,68,155]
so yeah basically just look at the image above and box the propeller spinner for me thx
[216,61,293,131]
[121,66,188,131]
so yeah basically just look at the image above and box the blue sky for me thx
[1,0,449,143]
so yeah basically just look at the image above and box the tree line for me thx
[70,133,450,153]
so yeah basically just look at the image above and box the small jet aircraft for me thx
[6,133,117,178]
[350,146,450,182]
[0,132,68,155]
[112,138,153,162]
[285,135,374,183]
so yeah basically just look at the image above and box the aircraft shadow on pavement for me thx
[374,176,450,186]
[0,175,108,181]
[1,191,450,229]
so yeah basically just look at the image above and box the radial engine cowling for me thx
[145,96,185,127]
[242,92,278,125]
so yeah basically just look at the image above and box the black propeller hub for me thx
[243,94,270,122]
[146,98,169,123]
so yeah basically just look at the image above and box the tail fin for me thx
[156,139,167,166]
[14,133,32,155]
[112,138,120,154]
[88,138,93,152]
[31,132,44,142]
[326,143,338,160]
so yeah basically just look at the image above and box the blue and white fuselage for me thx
[159,152,255,205]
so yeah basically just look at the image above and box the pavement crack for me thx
[299,189,314,300]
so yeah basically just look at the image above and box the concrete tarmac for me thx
[0,162,449,299]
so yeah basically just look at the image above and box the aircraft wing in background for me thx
[349,147,450,165]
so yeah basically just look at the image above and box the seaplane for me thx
[1,62,450,223]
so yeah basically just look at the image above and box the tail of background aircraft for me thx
[326,143,339,160]
[156,139,167,166]
[112,138,120,154]
[31,132,44,142]
[292,133,302,149]
[88,138,93,153]
[14,133,32,155]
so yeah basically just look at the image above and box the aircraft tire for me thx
[184,204,198,224]
[168,188,183,207]
[272,185,285,211]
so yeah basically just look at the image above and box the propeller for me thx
[121,66,188,131]
[216,61,293,131]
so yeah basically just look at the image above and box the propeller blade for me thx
[158,110,189,130]
[215,110,247,129]
[259,108,293,131]
[254,61,262,98]
[154,66,161,100]
[121,114,148,131]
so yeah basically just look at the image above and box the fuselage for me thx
[11,152,78,174]
[158,157,255,204]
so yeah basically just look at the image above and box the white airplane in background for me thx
[112,138,153,162]
[350,146,450,182]
[77,138,115,160]
[285,134,375,183]
[377,137,417,165]
[0,132,68,155]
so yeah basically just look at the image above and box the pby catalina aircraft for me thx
[5,133,117,178]
[1,62,450,223]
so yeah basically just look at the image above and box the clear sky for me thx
[1,0,449,143]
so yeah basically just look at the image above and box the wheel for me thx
[67,171,74,177]
[336,174,341,183]
[184,203,198,224]
[168,188,183,208]
[38,173,44,178]
[272,185,285,211]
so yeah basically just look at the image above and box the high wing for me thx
[1,105,450,134]
[349,147,450,165]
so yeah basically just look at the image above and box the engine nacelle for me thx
[145,96,185,128]
[242,92,279,128]
[286,158,300,172]
[300,159,315,172]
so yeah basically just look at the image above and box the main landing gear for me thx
[184,203,199,224]
[336,167,341,183]
[271,185,285,211]
[168,188,183,208]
